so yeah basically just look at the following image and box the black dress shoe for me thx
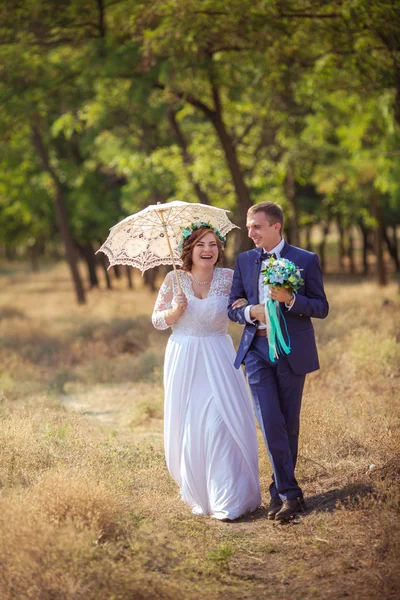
[298,495,307,512]
[267,497,283,520]
[275,497,306,522]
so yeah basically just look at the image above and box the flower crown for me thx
[177,221,226,252]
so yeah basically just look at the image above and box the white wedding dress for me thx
[152,268,261,520]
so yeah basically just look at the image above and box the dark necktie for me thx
[261,251,277,261]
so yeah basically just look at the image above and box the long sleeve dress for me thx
[152,268,261,520]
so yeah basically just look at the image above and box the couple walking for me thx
[152,201,329,522]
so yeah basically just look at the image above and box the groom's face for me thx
[246,212,282,251]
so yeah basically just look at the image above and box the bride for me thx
[152,222,261,521]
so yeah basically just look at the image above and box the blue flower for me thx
[261,257,304,291]
[177,221,226,252]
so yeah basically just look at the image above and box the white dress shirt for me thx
[244,238,295,329]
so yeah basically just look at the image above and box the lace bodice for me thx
[152,268,233,337]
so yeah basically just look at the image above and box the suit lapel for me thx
[252,249,263,301]
[280,240,291,258]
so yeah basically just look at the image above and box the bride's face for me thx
[191,232,219,268]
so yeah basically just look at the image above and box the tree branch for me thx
[97,0,106,38]
[211,83,222,116]
[168,111,211,205]
[192,11,229,16]
[155,83,216,118]
[232,119,256,148]
[212,46,253,54]
[278,12,341,19]
[31,124,61,188]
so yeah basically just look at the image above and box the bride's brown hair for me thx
[180,227,224,272]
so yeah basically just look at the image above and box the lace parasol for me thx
[97,200,238,290]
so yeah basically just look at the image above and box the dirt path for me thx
[59,383,399,600]
[60,382,164,442]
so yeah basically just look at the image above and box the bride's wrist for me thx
[173,306,184,318]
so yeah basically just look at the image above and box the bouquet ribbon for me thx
[265,297,291,362]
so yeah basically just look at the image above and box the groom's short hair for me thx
[247,202,284,227]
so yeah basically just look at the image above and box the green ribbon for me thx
[265,298,291,362]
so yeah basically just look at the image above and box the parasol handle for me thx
[158,208,183,295]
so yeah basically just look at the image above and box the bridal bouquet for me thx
[261,256,304,362]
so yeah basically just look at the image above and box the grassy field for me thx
[1,262,400,599]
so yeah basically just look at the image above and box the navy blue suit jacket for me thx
[228,242,329,375]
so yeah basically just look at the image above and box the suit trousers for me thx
[244,335,306,501]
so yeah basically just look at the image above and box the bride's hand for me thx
[232,298,248,309]
[173,292,188,314]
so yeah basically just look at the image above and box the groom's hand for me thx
[269,286,294,304]
[249,304,266,324]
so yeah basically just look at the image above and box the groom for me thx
[228,202,329,521]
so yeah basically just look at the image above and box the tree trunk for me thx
[126,266,133,289]
[394,67,400,135]
[359,221,370,275]
[5,245,16,260]
[392,225,399,267]
[113,265,121,279]
[144,268,157,292]
[99,254,112,289]
[371,196,388,286]
[337,216,345,271]
[77,243,99,288]
[347,227,356,274]
[168,111,211,205]
[31,124,86,304]
[305,226,312,252]
[393,225,400,292]
[194,85,253,252]
[383,225,400,272]
[285,225,293,246]
[96,0,106,38]
[168,83,253,252]
[284,162,299,247]
[318,224,329,273]
[211,111,253,251]
[28,243,40,272]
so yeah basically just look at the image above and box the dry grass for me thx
[1,262,400,599]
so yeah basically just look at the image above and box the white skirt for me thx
[163,332,261,520]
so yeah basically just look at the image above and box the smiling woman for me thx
[181,227,224,272]
[188,231,221,299]
[151,224,261,521]
[173,225,225,302]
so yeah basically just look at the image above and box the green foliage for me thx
[208,543,232,570]
[0,0,399,260]
[0,126,55,246]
